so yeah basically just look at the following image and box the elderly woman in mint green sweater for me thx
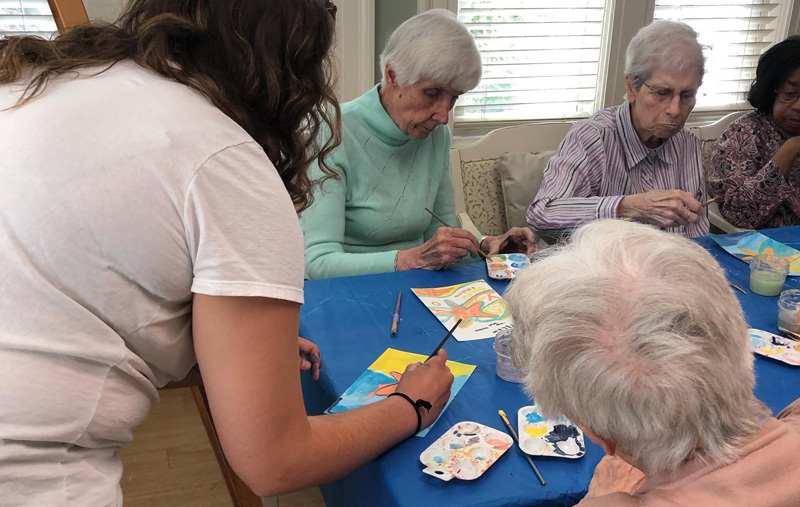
[301,9,537,279]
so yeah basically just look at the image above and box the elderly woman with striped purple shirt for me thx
[527,20,709,239]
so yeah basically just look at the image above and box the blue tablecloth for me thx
[299,226,800,507]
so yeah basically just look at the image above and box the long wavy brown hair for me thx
[0,0,341,212]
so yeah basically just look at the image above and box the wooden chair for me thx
[191,386,263,507]
[162,370,262,506]
[46,0,89,31]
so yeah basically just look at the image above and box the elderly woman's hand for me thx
[481,227,538,257]
[617,189,703,229]
[396,227,480,270]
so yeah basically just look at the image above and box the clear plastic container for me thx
[493,328,522,383]
[778,289,800,334]
[749,254,790,296]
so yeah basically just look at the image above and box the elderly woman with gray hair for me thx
[528,20,709,239]
[301,9,537,279]
[506,220,800,506]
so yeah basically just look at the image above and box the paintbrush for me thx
[390,291,402,337]
[781,329,800,341]
[424,207,490,260]
[498,409,546,486]
[701,197,717,207]
[730,283,747,295]
[426,318,462,361]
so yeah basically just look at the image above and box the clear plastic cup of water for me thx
[493,328,522,383]
[749,254,790,296]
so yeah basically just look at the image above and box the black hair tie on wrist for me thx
[387,392,432,434]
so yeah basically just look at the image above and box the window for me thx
[654,0,791,110]
[1,0,57,39]
[455,0,612,123]
[450,0,797,128]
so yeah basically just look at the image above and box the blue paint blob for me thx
[449,443,462,449]
[508,254,527,262]
[525,412,545,424]
[433,456,444,463]
[510,262,526,269]
[545,424,580,443]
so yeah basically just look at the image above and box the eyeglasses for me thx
[324,0,337,20]
[775,89,800,105]
[641,81,698,104]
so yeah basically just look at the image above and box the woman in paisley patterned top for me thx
[709,36,800,229]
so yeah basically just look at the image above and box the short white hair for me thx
[625,20,705,90]
[506,220,766,476]
[379,9,482,93]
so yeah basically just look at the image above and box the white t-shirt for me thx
[0,61,305,506]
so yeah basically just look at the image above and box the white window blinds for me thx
[654,0,788,109]
[455,0,609,123]
[1,0,57,39]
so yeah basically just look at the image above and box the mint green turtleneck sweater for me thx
[301,85,457,279]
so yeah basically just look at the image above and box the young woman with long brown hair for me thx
[0,1,454,504]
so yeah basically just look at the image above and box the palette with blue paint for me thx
[419,421,513,481]
[517,406,585,459]
[486,253,530,280]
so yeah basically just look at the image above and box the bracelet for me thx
[394,252,400,272]
[387,392,432,435]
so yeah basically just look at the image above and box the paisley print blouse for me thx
[709,111,800,229]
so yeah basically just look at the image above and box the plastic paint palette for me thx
[517,406,586,459]
[749,328,800,366]
[486,253,530,280]
[419,421,513,481]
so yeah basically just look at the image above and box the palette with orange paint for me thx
[517,406,585,459]
[749,328,800,366]
[419,422,513,481]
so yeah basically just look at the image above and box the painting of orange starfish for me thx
[412,280,512,341]
[370,371,402,397]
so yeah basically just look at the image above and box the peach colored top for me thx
[579,399,800,507]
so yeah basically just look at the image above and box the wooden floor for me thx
[119,388,326,507]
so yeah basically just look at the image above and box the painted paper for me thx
[710,231,800,276]
[419,421,512,481]
[325,348,476,437]
[486,253,530,280]
[517,406,585,459]
[749,329,800,366]
[412,280,512,341]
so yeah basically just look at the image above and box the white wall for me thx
[83,0,125,21]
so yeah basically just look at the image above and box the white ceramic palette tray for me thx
[419,421,513,481]
[749,328,800,366]
[517,405,586,459]
[486,253,530,280]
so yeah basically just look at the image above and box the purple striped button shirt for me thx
[526,102,708,238]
